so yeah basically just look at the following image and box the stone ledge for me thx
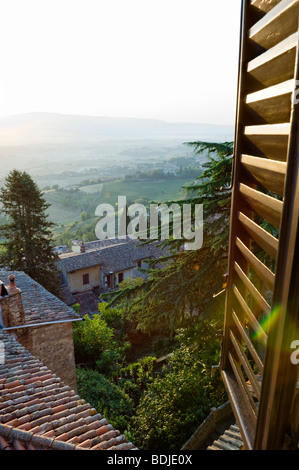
[181,401,234,450]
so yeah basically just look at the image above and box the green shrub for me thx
[73,314,116,366]
[130,341,226,450]
[76,367,134,432]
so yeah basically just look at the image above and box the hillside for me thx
[0,112,234,146]
[47,172,200,245]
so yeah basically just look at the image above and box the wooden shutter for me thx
[220,0,299,450]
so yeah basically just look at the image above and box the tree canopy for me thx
[74,141,234,450]
[0,169,60,296]
[105,141,233,334]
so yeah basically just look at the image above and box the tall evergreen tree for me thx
[105,141,234,334]
[0,170,60,296]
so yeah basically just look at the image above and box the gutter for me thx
[2,317,83,331]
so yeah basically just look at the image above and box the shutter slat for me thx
[228,353,259,420]
[235,237,275,290]
[241,154,286,196]
[239,183,283,229]
[247,32,298,87]
[244,124,290,160]
[233,284,268,346]
[232,310,264,373]
[249,0,299,49]
[237,211,279,260]
[246,79,294,123]
[229,330,261,401]
[245,123,290,135]
[234,261,272,314]
[250,0,282,13]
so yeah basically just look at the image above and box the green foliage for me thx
[130,339,226,450]
[76,367,134,432]
[119,356,157,405]
[98,302,124,328]
[73,306,131,377]
[71,303,81,315]
[73,142,233,450]
[98,302,130,346]
[183,141,233,253]
[106,141,233,334]
[123,167,200,182]
[0,169,60,296]
[95,350,123,377]
[73,314,118,367]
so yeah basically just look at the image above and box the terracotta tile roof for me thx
[0,331,137,450]
[58,239,163,275]
[0,270,80,326]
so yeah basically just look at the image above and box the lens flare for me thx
[251,304,281,341]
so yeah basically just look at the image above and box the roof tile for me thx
[58,239,164,275]
[0,270,80,325]
[0,328,136,451]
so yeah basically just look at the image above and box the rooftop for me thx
[0,270,80,326]
[74,236,136,251]
[58,249,105,274]
[58,239,163,275]
[0,330,136,450]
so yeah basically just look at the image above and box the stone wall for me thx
[0,290,25,328]
[181,401,234,450]
[14,322,78,391]
[67,266,101,294]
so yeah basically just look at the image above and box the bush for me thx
[119,356,157,405]
[73,314,116,366]
[95,350,123,377]
[76,367,134,432]
[130,341,226,450]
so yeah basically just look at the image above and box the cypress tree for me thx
[0,169,60,296]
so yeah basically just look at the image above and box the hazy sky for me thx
[0,0,242,125]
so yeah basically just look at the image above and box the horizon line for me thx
[0,110,235,128]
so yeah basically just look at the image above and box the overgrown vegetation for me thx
[0,143,233,449]
[73,141,234,449]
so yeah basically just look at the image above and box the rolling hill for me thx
[0,112,234,146]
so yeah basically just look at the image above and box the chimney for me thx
[71,240,81,253]
[0,275,25,328]
[80,242,86,253]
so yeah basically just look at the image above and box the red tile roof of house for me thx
[0,331,136,450]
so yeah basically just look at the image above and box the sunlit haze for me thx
[0,0,242,125]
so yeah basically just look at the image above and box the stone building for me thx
[0,329,136,450]
[57,238,163,299]
[0,270,80,391]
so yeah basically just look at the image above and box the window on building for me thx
[83,273,89,285]
[137,260,142,268]
[107,274,113,289]
[118,272,124,284]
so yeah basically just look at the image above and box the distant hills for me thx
[0,112,234,146]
